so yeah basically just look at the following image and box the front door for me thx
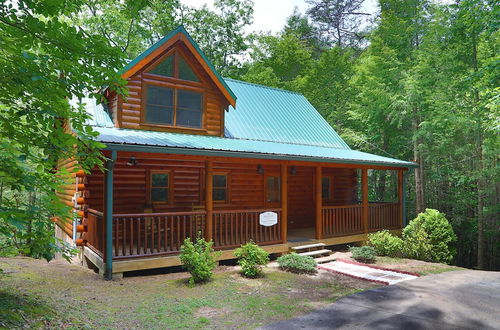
[287,166,315,229]
[264,172,281,208]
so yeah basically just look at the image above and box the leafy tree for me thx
[306,0,371,48]
[283,7,326,57]
[81,0,181,58]
[0,1,126,261]
[242,33,313,90]
[183,0,254,74]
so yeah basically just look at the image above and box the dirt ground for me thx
[0,252,462,329]
[0,257,374,329]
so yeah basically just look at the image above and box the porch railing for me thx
[86,209,105,257]
[213,208,282,249]
[369,202,400,231]
[322,204,364,238]
[112,211,206,259]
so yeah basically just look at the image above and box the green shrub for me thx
[234,241,269,278]
[180,236,220,285]
[402,226,433,261]
[368,230,403,257]
[349,246,376,263]
[403,209,457,264]
[277,253,317,273]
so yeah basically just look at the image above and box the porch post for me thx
[104,150,117,280]
[280,164,288,243]
[403,170,408,226]
[205,160,213,241]
[315,166,322,240]
[398,169,404,228]
[362,168,369,234]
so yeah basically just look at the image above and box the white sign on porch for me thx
[259,212,278,226]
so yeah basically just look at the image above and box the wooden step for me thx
[298,249,332,257]
[314,255,336,264]
[291,243,326,252]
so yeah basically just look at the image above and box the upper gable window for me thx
[149,54,174,77]
[147,51,199,82]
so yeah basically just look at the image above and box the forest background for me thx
[0,0,498,270]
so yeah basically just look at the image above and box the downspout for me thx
[105,150,117,280]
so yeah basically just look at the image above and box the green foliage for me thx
[403,209,457,264]
[234,241,269,278]
[368,230,403,257]
[349,246,376,264]
[0,1,126,261]
[180,236,220,285]
[277,253,317,273]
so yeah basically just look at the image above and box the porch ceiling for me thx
[94,127,417,168]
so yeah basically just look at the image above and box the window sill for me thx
[139,122,208,134]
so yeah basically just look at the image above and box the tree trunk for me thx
[412,105,425,213]
[476,139,485,269]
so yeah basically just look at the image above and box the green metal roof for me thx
[81,79,416,167]
[224,79,350,149]
[120,25,237,102]
[94,127,416,168]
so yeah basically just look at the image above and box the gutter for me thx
[104,143,418,169]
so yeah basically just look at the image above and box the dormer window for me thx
[142,50,204,129]
[147,51,199,82]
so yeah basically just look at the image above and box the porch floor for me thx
[287,227,316,243]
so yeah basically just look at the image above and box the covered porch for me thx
[80,149,407,276]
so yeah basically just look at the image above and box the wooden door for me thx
[287,166,315,229]
[264,172,281,208]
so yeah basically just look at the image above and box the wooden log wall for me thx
[86,152,286,214]
[117,42,226,136]
[322,168,358,206]
[55,158,78,235]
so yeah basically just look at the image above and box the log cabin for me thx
[57,26,417,279]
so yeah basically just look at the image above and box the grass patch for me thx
[0,257,375,329]
[375,256,465,275]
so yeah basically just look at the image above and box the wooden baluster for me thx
[122,217,126,256]
[144,216,148,254]
[113,218,118,256]
[169,216,173,252]
[176,216,180,249]
[240,212,244,245]
[129,217,133,256]
[156,216,161,253]
[137,217,141,255]
[245,213,249,244]
[163,216,167,253]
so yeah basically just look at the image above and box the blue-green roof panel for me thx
[94,127,416,168]
[224,79,350,149]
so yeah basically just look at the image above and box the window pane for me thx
[147,86,174,106]
[178,56,200,82]
[149,55,174,77]
[145,86,174,125]
[213,175,227,188]
[177,90,202,110]
[146,105,173,124]
[267,176,280,202]
[152,173,168,187]
[176,109,202,128]
[213,188,226,202]
[322,177,331,199]
[152,188,168,202]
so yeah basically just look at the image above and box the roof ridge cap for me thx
[223,77,303,96]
